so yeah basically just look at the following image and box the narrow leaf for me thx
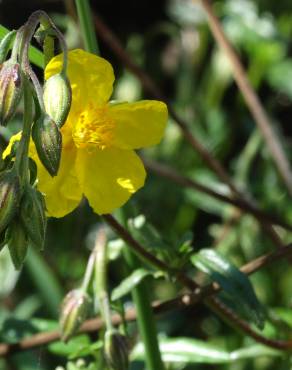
[131,337,281,364]
[191,249,265,329]
[111,268,153,301]
[0,25,44,68]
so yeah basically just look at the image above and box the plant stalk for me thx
[14,77,33,184]
[75,0,99,54]
[123,248,165,370]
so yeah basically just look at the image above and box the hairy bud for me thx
[32,114,62,176]
[0,170,21,233]
[7,218,28,270]
[104,330,129,370]
[60,289,91,342]
[43,73,71,128]
[0,61,23,126]
[20,186,46,250]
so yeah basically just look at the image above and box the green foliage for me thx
[0,0,292,369]
[132,337,282,364]
[191,249,265,329]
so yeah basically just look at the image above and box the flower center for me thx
[72,103,114,149]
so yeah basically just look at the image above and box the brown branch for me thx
[93,13,286,250]
[145,159,292,232]
[200,0,292,196]
[0,237,291,356]
[104,215,292,350]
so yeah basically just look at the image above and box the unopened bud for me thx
[60,289,91,342]
[43,73,71,128]
[32,114,62,176]
[0,170,21,233]
[20,186,46,250]
[7,218,28,270]
[0,61,23,126]
[104,330,129,370]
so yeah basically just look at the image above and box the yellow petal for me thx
[2,132,22,159]
[3,133,82,218]
[108,100,168,149]
[45,49,115,116]
[76,147,146,214]
[32,145,82,218]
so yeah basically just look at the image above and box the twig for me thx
[199,0,292,196]
[93,13,286,249]
[145,159,292,232]
[0,240,291,356]
[103,215,292,350]
[212,210,241,247]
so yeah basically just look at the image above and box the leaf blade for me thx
[191,248,265,328]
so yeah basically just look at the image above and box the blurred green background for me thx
[0,0,292,369]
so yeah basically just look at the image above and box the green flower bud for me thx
[43,73,72,128]
[104,330,129,370]
[7,218,29,270]
[60,289,92,342]
[0,60,23,126]
[0,30,16,64]
[20,186,46,250]
[32,114,62,177]
[0,170,21,234]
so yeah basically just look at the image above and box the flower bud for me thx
[7,218,28,270]
[104,330,129,370]
[0,60,22,126]
[43,73,71,128]
[20,186,46,250]
[60,289,91,342]
[32,114,62,177]
[0,170,21,234]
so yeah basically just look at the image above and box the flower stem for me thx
[117,206,164,370]
[14,76,33,185]
[123,247,165,370]
[75,0,99,54]
[94,227,113,330]
[80,249,96,293]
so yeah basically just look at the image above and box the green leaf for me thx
[267,59,292,98]
[111,268,160,301]
[25,247,64,317]
[0,25,44,68]
[191,249,265,329]
[128,215,170,251]
[131,337,281,364]
[49,335,91,357]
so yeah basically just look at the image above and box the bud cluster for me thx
[0,171,47,269]
[0,11,71,268]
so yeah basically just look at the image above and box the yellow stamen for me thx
[73,103,114,149]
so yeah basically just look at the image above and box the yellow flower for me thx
[4,49,168,217]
